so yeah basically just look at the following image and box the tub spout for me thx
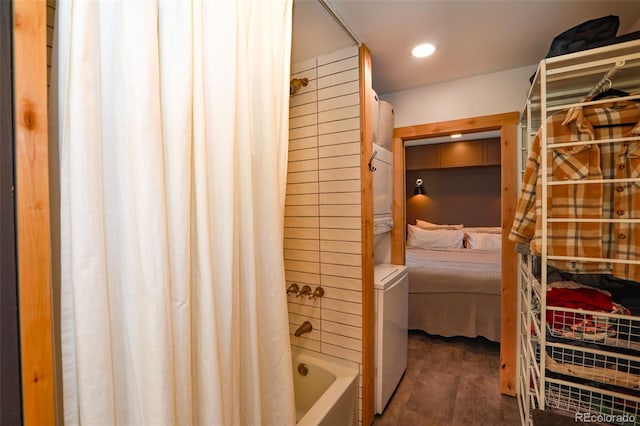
[294,321,313,337]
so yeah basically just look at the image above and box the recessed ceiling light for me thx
[450,133,462,139]
[411,43,436,58]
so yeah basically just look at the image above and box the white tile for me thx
[287,170,318,184]
[320,169,364,184]
[283,227,319,239]
[319,228,361,242]
[291,58,317,75]
[321,251,361,267]
[319,287,362,304]
[289,90,317,108]
[284,249,320,263]
[318,93,359,113]
[318,118,360,135]
[321,343,361,364]
[320,216,361,229]
[291,339,321,353]
[317,45,359,66]
[319,142,360,159]
[321,263,362,279]
[284,205,319,217]
[321,308,361,327]
[289,101,318,119]
[284,238,319,251]
[321,331,361,352]
[289,312,318,325]
[319,240,361,254]
[289,125,317,140]
[285,270,320,286]
[322,298,362,315]
[317,56,359,78]
[319,192,361,205]
[288,148,317,163]
[317,69,359,90]
[321,275,362,292]
[285,194,318,206]
[318,105,360,124]
[286,182,318,195]
[284,216,319,228]
[318,129,360,146]
[319,180,361,193]
[289,136,317,151]
[319,204,361,217]
[285,260,320,274]
[287,301,321,318]
[321,320,362,339]
[287,159,318,173]
[318,155,359,170]
[318,81,359,101]
[289,113,317,129]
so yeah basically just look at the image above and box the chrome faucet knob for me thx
[310,286,324,299]
[297,285,312,297]
[286,283,299,295]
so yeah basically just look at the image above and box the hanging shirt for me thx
[509,100,640,282]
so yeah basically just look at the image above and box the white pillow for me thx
[464,226,502,234]
[467,232,501,250]
[416,219,463,230]
[407,224,464,249]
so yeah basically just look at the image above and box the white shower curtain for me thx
[56,0,295,424]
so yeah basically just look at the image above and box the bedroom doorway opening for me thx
[390,112,520,396]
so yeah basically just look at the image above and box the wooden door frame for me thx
[390,112,520,396]
[13,1,56,424]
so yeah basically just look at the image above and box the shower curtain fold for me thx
[56,1,295,424]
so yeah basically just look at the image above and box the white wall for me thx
[380,64,537,128]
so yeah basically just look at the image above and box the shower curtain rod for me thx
[318,0,362,46]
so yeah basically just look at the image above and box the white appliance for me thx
[374,263,408,414]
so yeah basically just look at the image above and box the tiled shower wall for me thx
[286,45,364,422]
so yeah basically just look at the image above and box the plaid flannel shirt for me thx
[510,101,640,282]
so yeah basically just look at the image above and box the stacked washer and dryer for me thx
[370,92,408,415]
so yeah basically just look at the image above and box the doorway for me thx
[390,111,520,395]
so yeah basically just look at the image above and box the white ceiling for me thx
[292,0,640,96]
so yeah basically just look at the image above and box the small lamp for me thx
[413,178,426,195]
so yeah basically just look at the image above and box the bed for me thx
[405,223,502,342]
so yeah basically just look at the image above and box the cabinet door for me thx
[439,140,483,168]
[483,138,501,165]
[405,144,439,170]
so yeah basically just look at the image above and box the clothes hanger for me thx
[592,87,630,101]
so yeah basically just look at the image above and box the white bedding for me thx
[405,246,502,342]
[406,247,501,296]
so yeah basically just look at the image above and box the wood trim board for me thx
[359,44,376,426]
[391,111,520,396]
[13,0,56,424]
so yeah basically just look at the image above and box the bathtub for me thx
[292,349,359,426]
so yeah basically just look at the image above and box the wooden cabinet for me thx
[406,138,500,170]
[405,143,439,170]
[483,139,501,165]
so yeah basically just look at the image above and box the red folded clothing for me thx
[546,287,613,329]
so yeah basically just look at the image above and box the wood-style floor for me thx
[373,331,521,426]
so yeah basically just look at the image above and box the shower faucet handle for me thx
[310,286,324,299]
[286,283,299,295]
[297,285,312,297]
